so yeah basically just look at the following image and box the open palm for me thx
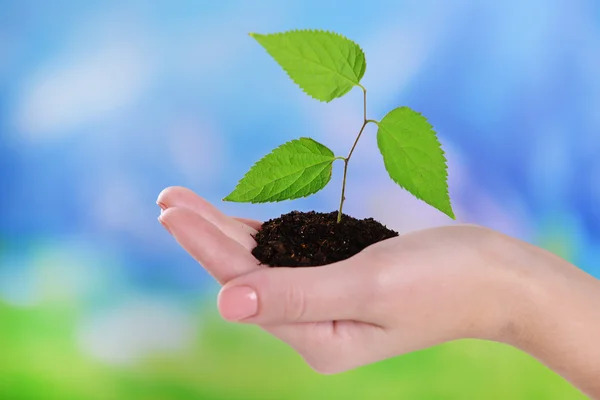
[157,186,509,373]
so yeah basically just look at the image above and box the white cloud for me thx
[77,297,196,365]
[15,42,152,140]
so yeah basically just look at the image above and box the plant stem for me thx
[337,86,369,223]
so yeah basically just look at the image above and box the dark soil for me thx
[251,211,399,267]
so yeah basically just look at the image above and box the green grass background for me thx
[0,300,585,400]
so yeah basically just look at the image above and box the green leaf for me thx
[250,30,366,102]
[376,107,455,219]
[224,137,337,203]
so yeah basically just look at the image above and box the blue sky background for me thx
[0,0,598,395]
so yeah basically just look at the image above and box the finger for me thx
[233,217,263,231]
[217,255,375,324]
[159,204,342,360]
[159,207,261,284]
[157,186,257,250]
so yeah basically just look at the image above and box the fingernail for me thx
[157,201,167,212]
[220,286,258,321]
[158,215,171,234]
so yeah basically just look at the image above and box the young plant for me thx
[224,30,455,222]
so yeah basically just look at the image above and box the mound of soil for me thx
[251,211,398,267]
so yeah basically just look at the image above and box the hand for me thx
[156,187,518,370]
[156,187,600,398]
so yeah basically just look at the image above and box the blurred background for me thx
[0,0,598,398]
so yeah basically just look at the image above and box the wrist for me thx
[466,229,592,345]
[439,227,547,343]
[485,233,600,395]
[500,245,599,350]
[461,229,538,343]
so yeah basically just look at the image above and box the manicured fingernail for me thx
[158,215,171,234]
[220,286,258,321]
[157,201,167,212]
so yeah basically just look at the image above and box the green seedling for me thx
[224,30,455,222]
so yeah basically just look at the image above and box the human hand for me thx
[156,187,600,398]
[155,187,527,373]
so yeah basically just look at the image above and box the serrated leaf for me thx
[376,107,455,219]
[250,30,366,102]
[224,138,336,203]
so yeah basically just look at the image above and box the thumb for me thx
[217,256,371,325]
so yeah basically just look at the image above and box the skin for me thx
[156,186,600,399]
